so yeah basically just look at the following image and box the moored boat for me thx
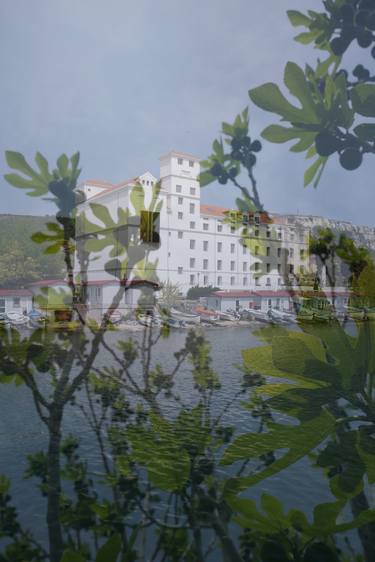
[6,310,29,325]
[170,308,201,324]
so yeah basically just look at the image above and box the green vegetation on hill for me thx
[0,214,64,287]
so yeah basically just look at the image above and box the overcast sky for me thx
[0,0,373,226]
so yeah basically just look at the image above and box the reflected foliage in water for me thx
[1,319,375,562]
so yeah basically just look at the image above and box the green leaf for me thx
[261,125,302,143]
[249,83,304,122]
[57,154,69,177]
[4,173,39,190]
[222,121,234,135]
[0,475,11,495]
[199,171,215,187]
[284,62,318,122]
[287,10,311,27]
[354,123,375,142]
[351,84,375,118]
[130,184,145,214]
[5,151,38,178]
[294,31,317,45]
[35,152,51,182]
[44,243,63,254]
[304,156,326,188]
[90,203,115,227]
[313,500,345,531]
[61,550,85,562]
[96,534,122,562]
[290,132,315,152]
[31,231,50,243]
[261,493,285,521]
[222,410,336,495]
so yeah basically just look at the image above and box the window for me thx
[190,221,195,229]
[254,229,259,237]
[231,243,235,253]
[300,249,305,259]
[217,276,222,286]
[254,262,260,271]
[217,224,223,232]
[254,215,260,224]
[243,245,246,255]
[255,245,259,255]
[0,298,5,313]
[203,259,208,270]
[277,247,281,258]
[178,266,183,274]
[178,231,183,239]
[13,297,21,308]
[266,277,271,286]
[300,265,305,274]
[243,277,248,286]
[189,160,194,167]
[203,223,209,231]
[190,187,196,195]
[190,274,195,285]
[266,246,270,256]
[178,197,183,205]
[140,211,160,243]
[268,299,272,308]
[266,229,271,238]
[178,212,183,220]
[203,275,208,285]
[176,184,182,193]
[231,226,235,233]
[190,258,195,268]
[255,277,260,286]
[217,260,222,270]
[178,158,183,165]
[278,278,282,286]
[189,203,195,214]
[217,242,222,252]
[277,263,281,273]
[266,263,271,273]
[290,232,295,241]
[230,261,235,271]
[289,264,294,274]
[203,240,208,251]
[278,230,282,240]
[243,262,247,272]
[190,239,195,249]
[289,248,294,258]
[230,276,235,286]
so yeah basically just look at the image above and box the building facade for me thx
[75,150,314,295]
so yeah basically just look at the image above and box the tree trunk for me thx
[351,490,375,562]
[47,410,64,562]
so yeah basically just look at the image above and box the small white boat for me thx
[217,310,238,322]
[248,309,269,322]
[6,310,29,325]
[268,308,295,324]
[170,308,201,324]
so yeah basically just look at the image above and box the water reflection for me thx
[0,316,374,562]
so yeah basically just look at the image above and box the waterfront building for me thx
[0,289,33,315]
[75,150,314,297]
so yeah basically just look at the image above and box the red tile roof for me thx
[210,290,259,298]
[28,279,66,287]
[200,204,229,217]
[0,289,32,297]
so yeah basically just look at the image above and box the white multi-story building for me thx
[75,150,313,297]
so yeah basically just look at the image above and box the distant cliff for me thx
[0,214,64,287]
[285,214,375,253]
